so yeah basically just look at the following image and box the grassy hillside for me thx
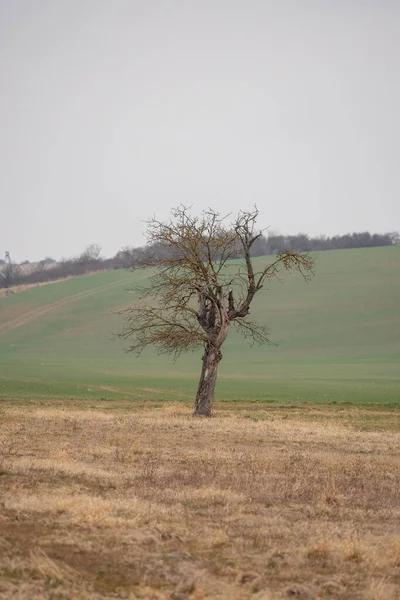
[0,246,399,404]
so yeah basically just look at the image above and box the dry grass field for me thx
[0,401,399,600]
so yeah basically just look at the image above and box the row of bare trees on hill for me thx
[1,230,399,289]
[0,245,107,289]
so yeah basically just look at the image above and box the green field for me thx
[0,246,399,405]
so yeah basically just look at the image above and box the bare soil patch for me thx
[0,402,399,599]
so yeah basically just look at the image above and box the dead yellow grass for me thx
[0,402,399,599]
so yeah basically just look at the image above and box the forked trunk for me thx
[193,343,222,416]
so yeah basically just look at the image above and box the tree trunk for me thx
[193,344,222,416]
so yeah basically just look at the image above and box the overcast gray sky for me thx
[1,0,399,262]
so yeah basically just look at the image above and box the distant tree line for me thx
[0,244,110,290]
[250,230,399,255]
[1,230,398,289]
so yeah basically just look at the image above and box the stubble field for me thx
[1,400,399,600]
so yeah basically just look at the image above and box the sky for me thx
[0,1,399,262]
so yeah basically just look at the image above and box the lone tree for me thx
[118,207,315,416]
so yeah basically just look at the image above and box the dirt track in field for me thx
[0,278,132,336]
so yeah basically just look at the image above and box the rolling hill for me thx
[0,246,399,405]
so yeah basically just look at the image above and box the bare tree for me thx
[79,243,102,264]
[118,207,315,416]
[0,251,19,289]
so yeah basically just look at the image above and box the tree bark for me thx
[193,343,222,416]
